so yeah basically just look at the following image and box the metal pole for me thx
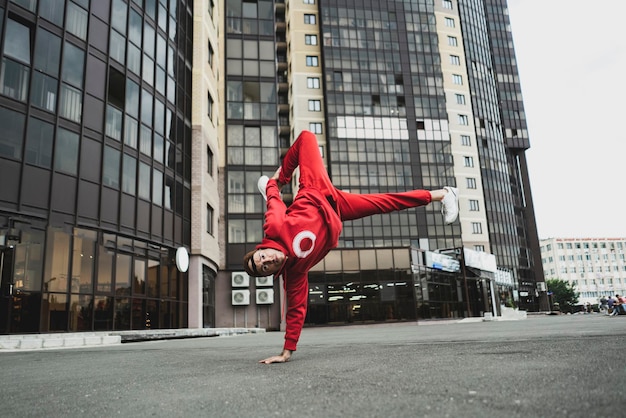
[460,247,471,317]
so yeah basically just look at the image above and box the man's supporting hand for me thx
[259,349,292,364]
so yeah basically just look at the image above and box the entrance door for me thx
[0,247,15,334]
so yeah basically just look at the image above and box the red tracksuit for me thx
[257,131,432,351]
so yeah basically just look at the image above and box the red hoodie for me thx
[256,178,342,351]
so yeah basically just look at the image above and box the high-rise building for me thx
[0,0,194,333]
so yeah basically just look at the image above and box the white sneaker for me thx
[441,187,459,224]
[258,175,269,201]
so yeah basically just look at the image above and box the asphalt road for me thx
[1,314,625,418]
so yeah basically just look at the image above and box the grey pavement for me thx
[0,314,625,418]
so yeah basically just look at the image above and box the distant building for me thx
[540,238,626,305]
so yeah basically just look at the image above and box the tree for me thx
[546,279,579,313]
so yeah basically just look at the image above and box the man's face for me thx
[250,248,286,276]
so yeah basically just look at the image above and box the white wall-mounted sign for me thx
[176,247,189,272]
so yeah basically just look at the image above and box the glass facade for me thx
[0,0,193,334]
[460,0,544,311]
[320,0,461,252]
[224,0,280,269]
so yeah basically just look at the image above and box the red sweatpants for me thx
[278,131,432,220]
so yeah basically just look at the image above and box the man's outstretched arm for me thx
[259,349,292,364]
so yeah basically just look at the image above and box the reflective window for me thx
[115,254,131,295]
[34,29,61,77]
[111,0,128,34]
[134,259,146,294]
[127,43,141,75]
[54,127,79,175]
[125,78,140,117]
[66,2,88,39]
[138,161,151,200]
[40,0,65,25]
[154,134,164,163]
[3,19,31,64]
[106,105,123,140]
[62,42,85,88]
[0,106,25,160]
[129,9,142,46]
[1,58,29,101]
[152,169,163,205]
[25,117,53,168]
[140,125,152,156]
[110,30,126,64]
[59,84,82,122]
[44,228,71,293]
[69,294,93,331]
[143,23,155,57]
[124,116,138,148]
[103,146,120,188]
[94,296,113,330]
[72,229,97,294]
[122,153,137,194]
[141,88,153,126]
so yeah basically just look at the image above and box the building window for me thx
[303,0,315,3]
[467,177,477,189]
[472,222,482,234]
[464,156,474,167]
[309,122,322,134]
[458,114,468,125]
[207,145,214,176]
[304,14,316,24]
[208,42,214,67]
[306,56,319,67]
[445,17,455,27]
[207,204,214,235]
[450,55,460,65]
[474,245,484,252]
[1,18,32,102]
[452,74,463,85]
[305,34,318,45]
[307,77,320,89]
[138,162,151,200]
[469,199,479,211]
[25,117,53,168]
[0,106,26,160]
[461,135,471,146]
[209,0,214,19]
[308,100,321,112]
[208,92,214,120]
[456,93,466,105]
[66,2,88,40]
[103,146,121,189]
[122,154,137,194]
[442,0,453,9]
[54,127,79,175]
[448,36,458,46]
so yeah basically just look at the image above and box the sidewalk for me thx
[0,327,265,351]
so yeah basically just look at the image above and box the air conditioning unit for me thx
[255,276,273,287]
[231,272,249,287]
[232,289,250,306]
[256,289,274,305]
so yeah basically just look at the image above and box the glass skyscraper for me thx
[0,0,193,333]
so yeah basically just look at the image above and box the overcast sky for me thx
[506,1,626,239]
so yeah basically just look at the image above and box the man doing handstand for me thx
[244,130,459,364]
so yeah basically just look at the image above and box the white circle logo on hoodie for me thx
[292,230,316,258]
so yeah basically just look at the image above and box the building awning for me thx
[466,266,495,280]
